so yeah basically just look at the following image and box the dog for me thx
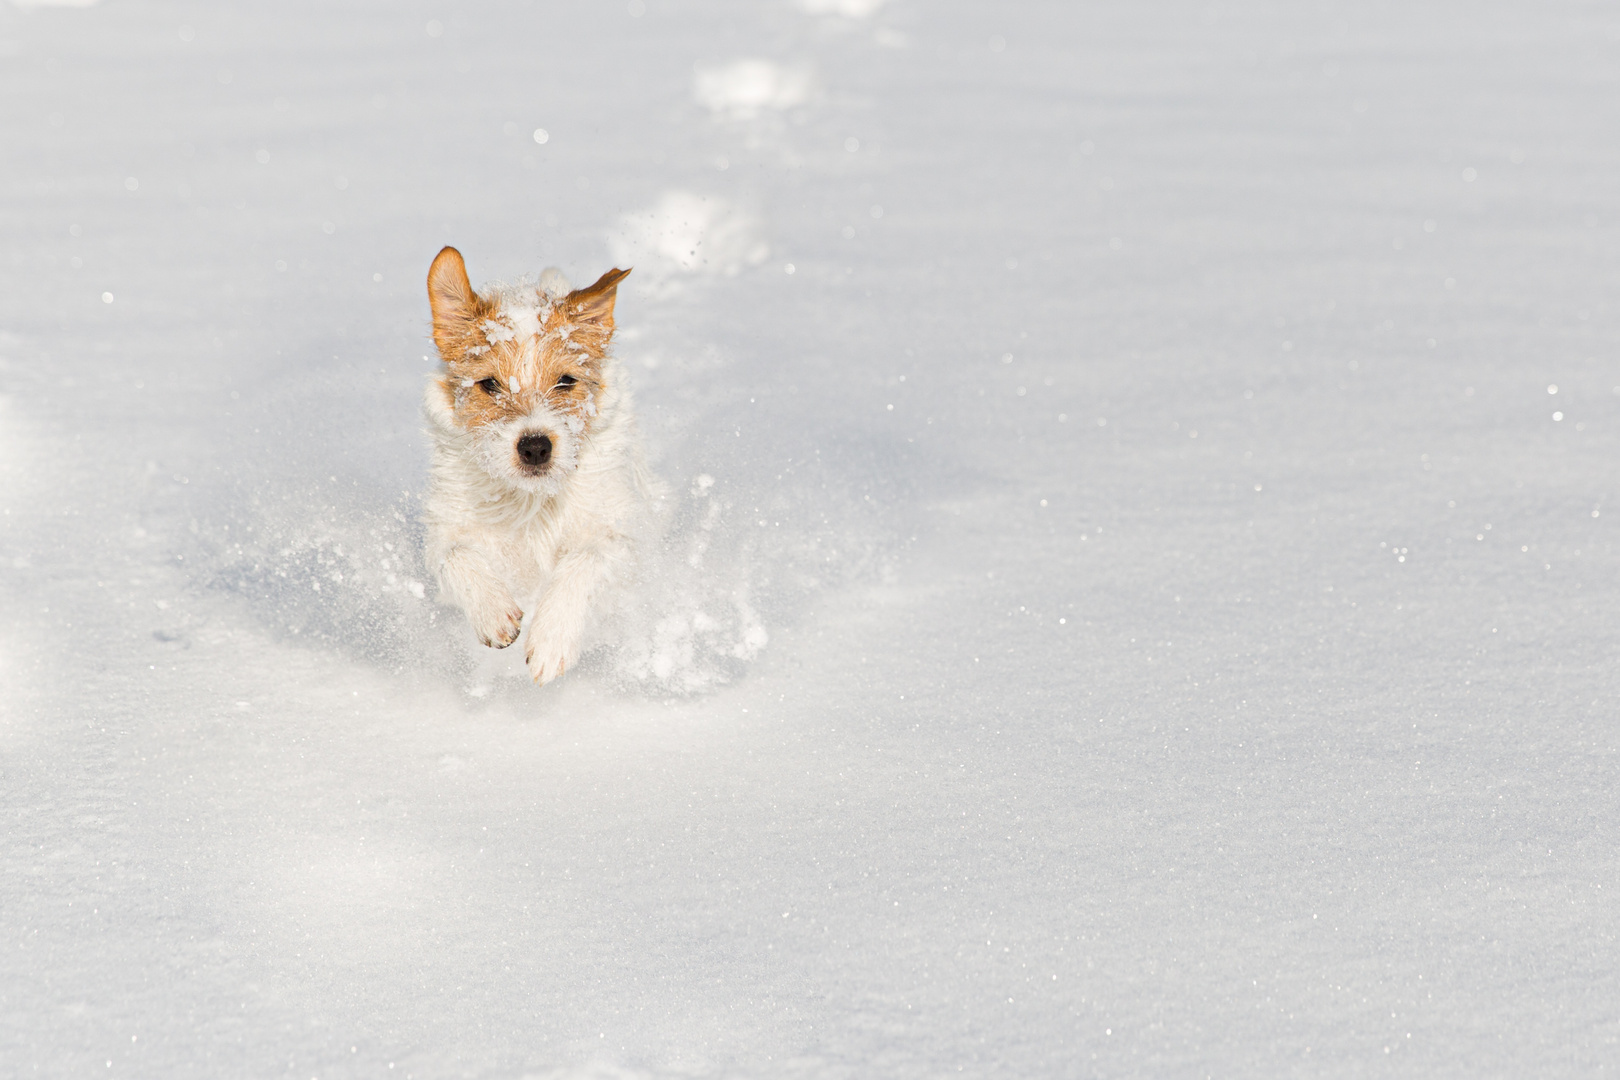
[421,246,654,684]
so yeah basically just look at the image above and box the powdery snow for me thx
[693,60,814,120]
[610,191,770,280]
[1,1,1617,1078]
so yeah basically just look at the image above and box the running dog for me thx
[421,246,651,684]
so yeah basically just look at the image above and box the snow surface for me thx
[2,0,1619,1076]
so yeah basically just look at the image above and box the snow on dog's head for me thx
[424,246,628,496]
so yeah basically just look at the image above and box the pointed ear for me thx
[427,246,477,357]
[565,267,631,329]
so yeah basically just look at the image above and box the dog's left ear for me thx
[565,268,631,329]
[427,246,479,358]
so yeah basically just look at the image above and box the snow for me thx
[2,0,1618,1077]
[610,191,769,279]
[693,60,814,120]
[478,280,551,345]
[799,0,888,19]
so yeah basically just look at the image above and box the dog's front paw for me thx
[524,627,580,685]
[471,599,525,649]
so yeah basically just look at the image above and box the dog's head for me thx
[426,246,629,496]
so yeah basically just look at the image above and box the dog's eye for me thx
[476,378,502,396]
[554,374,577,389]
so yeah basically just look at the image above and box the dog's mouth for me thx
[513,431,553,475]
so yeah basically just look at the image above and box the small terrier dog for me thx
[421,246,652,684]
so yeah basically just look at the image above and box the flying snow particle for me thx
[533,128,549,144]
[101,292,114,304]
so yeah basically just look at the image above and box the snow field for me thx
[2,0,1618,1077]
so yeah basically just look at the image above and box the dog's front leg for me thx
[437,545,524,649]
[524,542,620,684]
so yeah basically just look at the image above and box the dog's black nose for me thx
[516,433,552,468]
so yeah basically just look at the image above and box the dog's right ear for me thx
[427,246,477,359]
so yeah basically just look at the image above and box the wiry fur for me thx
[421,245,655,684]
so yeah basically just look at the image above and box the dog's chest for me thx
[482,497,573,588]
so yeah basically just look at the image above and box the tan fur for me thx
[428,248,628,442]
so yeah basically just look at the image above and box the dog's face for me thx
[426,246,629,496]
